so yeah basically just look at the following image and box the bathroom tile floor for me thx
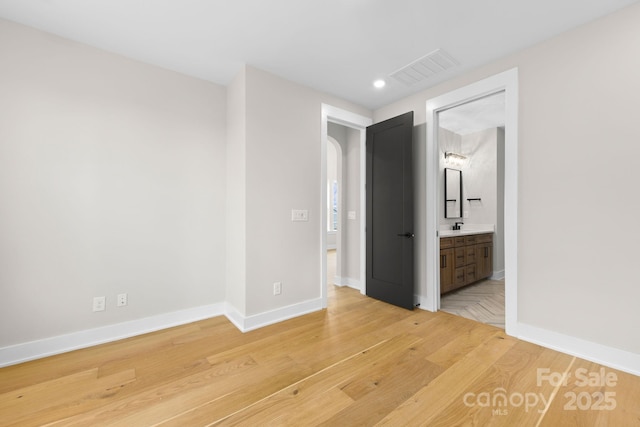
[440,279,505,329]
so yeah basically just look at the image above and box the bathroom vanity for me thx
[440,231,493,294]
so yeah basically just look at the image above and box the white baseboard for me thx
[518,323,640,377]
[1,298,326,367]
[491,269,505,280]
[414,298,640,376]
[415,294,435,312]
[0,303,226,368]
[223,303,246,332]
[226,298,323,333]
[333,276,362,291]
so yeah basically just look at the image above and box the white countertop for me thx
[439,225,494,237]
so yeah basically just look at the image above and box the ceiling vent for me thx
[390,49,459,86]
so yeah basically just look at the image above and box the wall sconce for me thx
[444,151,467,167]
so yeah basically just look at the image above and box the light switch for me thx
[291,209,309,221]
[348,211,356,220]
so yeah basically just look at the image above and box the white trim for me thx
[224,303,246,332]
[226,298,324,333]
[1,297,328,367]
[415,294,431,311]
[321,107,329,308]
[518,323,640,377]
[321,104,372,307]
[0,303,225,368]
[426,68,519,337]
[491,269,506,280]
[358,121,367,296]
[333,276,362,291]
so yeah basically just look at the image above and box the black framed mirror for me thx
[445,168,462,219]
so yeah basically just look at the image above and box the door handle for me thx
[397,232,415,238]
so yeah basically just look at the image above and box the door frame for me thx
[321,104,372,308]
[425,68,519,336]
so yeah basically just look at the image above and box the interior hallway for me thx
[327,249,336,286]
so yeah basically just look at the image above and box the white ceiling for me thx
[0,0,637,110]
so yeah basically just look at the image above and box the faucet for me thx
[453,222,464,230]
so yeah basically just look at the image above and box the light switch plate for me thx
[291,209,308,221]
[92,296,106,312]
[348,211,356,220]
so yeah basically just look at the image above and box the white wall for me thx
[460,128,498,226]
[496,127,505,276]
[241,66,370,318]
[374,2,640,357]
[226,67,247,315]
[0,19,371,354]
[439,127,463,227]
[343,127,361,282]
[0,19,227,347]
[461,128,505,275]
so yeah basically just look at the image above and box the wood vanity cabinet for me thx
[476,234,493,281]
[440,233,493,294]
[440,239,455,293]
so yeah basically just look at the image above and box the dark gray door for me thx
[366,111,414,310]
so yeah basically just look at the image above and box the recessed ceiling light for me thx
[373,79,386,89]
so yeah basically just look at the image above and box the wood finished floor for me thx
[441,279,505,329]
[1,286,639,426]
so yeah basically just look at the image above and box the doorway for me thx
[326,135,342,288]
[426,68,519,336]
[437,92,506,328]
[320,105,372,308]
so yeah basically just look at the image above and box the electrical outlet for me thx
[93,296,106,312]
[117,293,127,307]
[273,282,282,295]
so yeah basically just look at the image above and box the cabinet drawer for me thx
[454,248,466,268]
[465,246,476,264]
[465,235,477,245]
[454,267,466,286]
[465,264,476,283]
[440,237,455,249]
[476,233,493,243]
[454,237,466,247]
